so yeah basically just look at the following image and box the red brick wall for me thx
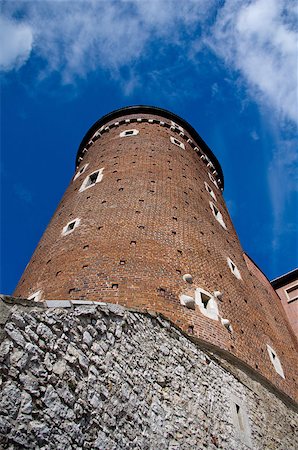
[14,110,298,401]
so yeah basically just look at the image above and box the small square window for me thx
[204,182,217,201]
[73,163,89,181]
[227,257,241,279]
[230,394,252,447]
[62,218,80,236]
[170,136,185,149]
[119,129,139,137]
[267,345,285,378]
[195,288,219,320]
[79,168,104,192]
[210,202,227,229]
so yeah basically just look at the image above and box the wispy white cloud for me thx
[267,123,298,252]
[209,0,298,124]
[1,0,216,85]
[2,1,296,124]
[0,16,33,71]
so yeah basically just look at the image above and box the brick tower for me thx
[13,106,297,401]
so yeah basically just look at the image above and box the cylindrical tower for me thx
[14,106,297,400]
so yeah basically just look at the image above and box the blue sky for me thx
[1,0,297,294]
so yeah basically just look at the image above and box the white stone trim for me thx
[209,201,227,229]
[170,136,185,150]
[208,172,219,189]
[76,118,223,188]
[230,394,252,448]
[119,129,139,137]
[204,182,217,201]
[267,345,285,378]
[79,168,104,192]
[62,218,81,236]
[73,163,89,181]
[28,290,43,302]
[195,288,219,320]
[284,283,298,303]
[170,120,184,132]
[227,257,242,280]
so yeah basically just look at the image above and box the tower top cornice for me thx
[76,105,224,189]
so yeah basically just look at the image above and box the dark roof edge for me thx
[271,268,298,289]
[76,105,224,189]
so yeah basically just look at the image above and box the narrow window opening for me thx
[112,283,118,289]
[89,172,99,186]
[130,241,136,246]
[210,202,227,229]
[170,136,185,149]
[73,163,89,181]
[267,345,285,378]
[204,182,217,201]
[208,172,218,188]
[79,168,104,192]
[119,129,139,137]
[227,257,242,279]
[230,395,252,447]
[62,218,80,236]
[201,293,210,309]
[285,284,298,303]
[195,288,219,321]
[235,404,244,432]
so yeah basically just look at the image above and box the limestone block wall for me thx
[0,297,297,450]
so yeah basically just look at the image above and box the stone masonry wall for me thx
[0,297,297,450]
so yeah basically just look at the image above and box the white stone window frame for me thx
[209,201,227,229]
[195,287,219,321]
[229,393,252,448]
[119,129,139,138]
[73,163,89,181]
[62,218,81,236]
[266,345,285,379]
[28,289,43,302]
[208,172,219,189]
[170,136,185,150]
[79,168,104,193]
[227,257,242,280]
[204,181,217,201]
[285,283,298,303]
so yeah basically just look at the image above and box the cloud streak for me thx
[1,1,296,124]
[209,0,297,123]
[0,16,33,71]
